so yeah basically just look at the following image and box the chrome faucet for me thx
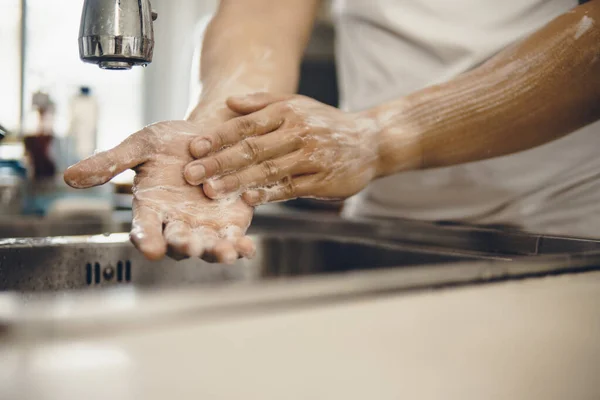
[79,0,158,70]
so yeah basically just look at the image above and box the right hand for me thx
[64,118,255,263]
[183,93,383,205]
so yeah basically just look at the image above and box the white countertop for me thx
[2,271,599,400]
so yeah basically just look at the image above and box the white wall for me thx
[142,0,218,125]
[0,1,21,132]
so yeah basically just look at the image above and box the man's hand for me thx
[183,93,384,205]
[64,120,255,263]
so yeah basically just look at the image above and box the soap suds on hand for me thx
[575,15,594,40]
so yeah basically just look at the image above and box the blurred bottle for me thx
[0,124,26,215]
[0,160,27,215]
[67,86,98,162]
[23,91,56,180]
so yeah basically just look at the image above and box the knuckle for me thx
[210,155,226,175]
[241,138,261,162]
[307,152,325,170]
[282,179,297,198]
[292,130,309,147]
[213,131,228,149]
[231,173,244,189]
[296,158,313,171]
[303,146,316,157]
[254,190,269,205]
[144,123,162,137]
[279,102,294,113]
[298,125,311,134]
[261,160,281,180]
[222,174,242,192]
[127,132,153,152]
[235,117,256,136]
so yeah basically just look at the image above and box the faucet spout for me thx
[78,0,158,70]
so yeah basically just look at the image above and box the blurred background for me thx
[0,0,335,147]
[2,5,600,397]
[0,0,337,217]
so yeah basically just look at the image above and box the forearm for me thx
[371,1,600,177]
[186,0,319,122]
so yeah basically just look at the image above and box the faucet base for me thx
[99,61,135,70]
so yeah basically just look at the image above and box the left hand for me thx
[184,93,382,205]
[64,119,255,263]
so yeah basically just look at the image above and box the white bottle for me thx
[67,86,98,162]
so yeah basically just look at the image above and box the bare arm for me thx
[186,0,319,122]
[374,0,600,176]
[182,1,600,205]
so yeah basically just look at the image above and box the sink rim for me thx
[0,230,512,261]
[1,244,599,341]
[3,211,600,256]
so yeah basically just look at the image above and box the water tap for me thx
[79,0,158,70]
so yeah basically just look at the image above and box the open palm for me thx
[64,120,254,263]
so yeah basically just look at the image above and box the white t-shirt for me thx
[333,0,600,238]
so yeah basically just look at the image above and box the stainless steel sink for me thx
[5,210,600,257]
[0,232,506,292]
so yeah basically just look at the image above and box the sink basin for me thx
[0,233,506,292]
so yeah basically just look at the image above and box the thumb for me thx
[226,92,292,114]
[64,135,149,188]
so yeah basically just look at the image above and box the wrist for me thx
[359,99,423,178]
[185,99,238,125]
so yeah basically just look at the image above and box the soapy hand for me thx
[64,120,255,263]
[184,93,381,205]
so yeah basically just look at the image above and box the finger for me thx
[242,175,318,206]
[64,134,149,188]
[202,240,238,264]
[130,203,167,261]
[211,226,243,264]
[189,107,284,158]
[164,221,201,258]
[235,236,256,259]
[203,151,314,199]
[184,128,304,186]
[218,226,256,259]
[189,227,221,263]
[226,92,293,114]
[215,240,239,264]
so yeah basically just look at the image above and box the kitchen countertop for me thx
[1,269,599,400]
[1,203,600,398]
